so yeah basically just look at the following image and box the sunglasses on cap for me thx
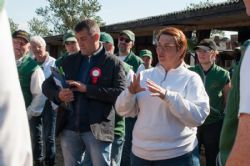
[119,36,131,43]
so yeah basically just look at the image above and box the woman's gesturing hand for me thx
[146,79,166,99]
[128,74,146,94]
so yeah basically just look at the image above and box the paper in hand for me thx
[51,66,68,88]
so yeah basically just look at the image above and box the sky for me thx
[6,0,228,30]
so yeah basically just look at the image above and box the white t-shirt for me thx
[118,55,127,62]
[239,46,250,114]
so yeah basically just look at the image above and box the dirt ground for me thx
[54,139,206,166]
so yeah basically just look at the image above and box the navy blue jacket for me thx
[42,47,126,142]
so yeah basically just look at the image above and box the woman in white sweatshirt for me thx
[115,27,210,166]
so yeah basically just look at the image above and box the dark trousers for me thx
[197,120,223,166]
[121,117,137,166]
[42,100,57,165]
[29,115,44,162]
[131,146,199,166]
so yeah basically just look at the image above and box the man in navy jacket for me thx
[42,19,126,166]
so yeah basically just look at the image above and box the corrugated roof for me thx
[102,0,241,29]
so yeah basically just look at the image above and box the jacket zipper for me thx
[160,70,168,86]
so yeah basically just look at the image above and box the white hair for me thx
[30,36,46,47]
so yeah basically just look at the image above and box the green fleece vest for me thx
[55,52,68,67]
[114,62,133,138]
[219,40,250,165]
[124,51,143,72]
[189,64,230,125]
[17,55,39,107]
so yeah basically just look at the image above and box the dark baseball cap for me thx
[12,30,30,42]
[195,38,217,51]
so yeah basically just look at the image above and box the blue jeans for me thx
[60,130,112,166]
[42,100,57,164]
[29,115,44,162]
[131,146,200,166]
[83,135,125,166]
[111,135,125,166]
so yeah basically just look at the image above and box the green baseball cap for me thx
[63,30,77,44]
[100,32,114,45]
[139,49,152,59]
[120,30,135,42]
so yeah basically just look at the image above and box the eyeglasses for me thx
[155,43,176,51]
[119,36,131,43]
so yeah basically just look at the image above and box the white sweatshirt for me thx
[115,63,210,160]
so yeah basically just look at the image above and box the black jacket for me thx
[42,47,126,142]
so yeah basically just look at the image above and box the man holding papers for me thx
[42,19,126,166]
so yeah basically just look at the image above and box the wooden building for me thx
[45,0,250,67]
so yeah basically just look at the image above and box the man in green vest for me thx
[218,1,250,165]
[102,32,134,166]
[12,30,46,166]
[189,38,231,166]
[117,30,143,72]
[116,30,143,166]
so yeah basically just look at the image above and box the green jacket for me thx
[189,63,230,125]
[55,52,68,68]
[124,51,143,72]
[219,55,243,166]
[219,40,250,166]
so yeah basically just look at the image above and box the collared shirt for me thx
[34,52,56,79]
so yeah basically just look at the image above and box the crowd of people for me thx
[1,0,250,166]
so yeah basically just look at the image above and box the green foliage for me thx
[9,18,18,34]
[34,0,104,35]
[28,18,52,37]
[186,0,215,9]
[211,29,225,37]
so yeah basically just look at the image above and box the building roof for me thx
[101,0,247,36]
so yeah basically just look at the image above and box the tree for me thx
[28,18,52,37]
[211,29,225,37]
[33,0,104,35]
[9,18,18,34]
[186,0,215,10]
